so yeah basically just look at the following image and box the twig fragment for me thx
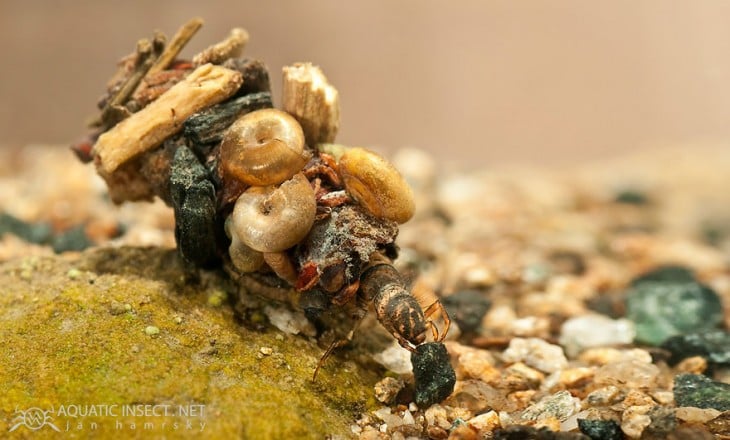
[148,17,204,75]
[93,64,243,174]
[193,27,249,66]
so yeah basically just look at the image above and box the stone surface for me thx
[502,338,569,373]
[442,289,491,334]
[0,247,379,439]
[661,330,730,366]
[559,314,635,357]
[673,374,730,411]
[411,342,456,408]
[625,268,723,345]
[577,419,623,440]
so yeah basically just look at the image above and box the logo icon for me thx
[8,407,61,432]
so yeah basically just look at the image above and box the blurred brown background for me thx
[1,0,729,167]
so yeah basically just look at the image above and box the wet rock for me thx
[625,267,723,346]
[411,342,456,408]
[661,330,730,366]
[673,374,730,411]
[577,419,622,440]
[442,289,491,334]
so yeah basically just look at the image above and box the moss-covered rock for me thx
[0,247,379,439]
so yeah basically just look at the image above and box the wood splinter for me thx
[193,27,249,66]
[93,64,243,175]
[282,62,340,148]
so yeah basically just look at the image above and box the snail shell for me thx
[228,236,265,272]
[338,147,415,224]
[230,173,316,252]
[220,108,310,186]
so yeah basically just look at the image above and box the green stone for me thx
[625,272,723,346]
[673,374,730,411]
[662,330,730,365]
[577,419,622,440]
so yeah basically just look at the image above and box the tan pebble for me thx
[676,355,708,374]
[259,346,273,356]
[585,385,623,407]
[650,390,675,405]
[507,390,537,411]
[622,390,655,407]
[424,404,450,430]
[447,424,477,440]
[467,410,501,434]
[675,407,721,424]
[502,362,545,390]
[621,405,653,438]
[594,359,659,389]
[426,425,448,439]
[534,416,561,432]
[455,347,500,383]
[579,347,624,366]
[373,377,405,405]
[557,367,594,389]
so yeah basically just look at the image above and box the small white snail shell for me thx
[219,108,310,186]
[230,173,316,252]
[338,147,415,224]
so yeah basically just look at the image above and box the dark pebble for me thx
[625,267,723,346]
[643,406,677,438]
[662,330,730,366]
[52,225,94,253]
[169,146,219,268]
[614,189,649,205]
[0,212,53,244]
[442,290,491,333]
[494,425,590,439]
[411,342,455,408]
[577,419,622,440]
[673,373,730,411]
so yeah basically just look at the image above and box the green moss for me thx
[0,247,379,439]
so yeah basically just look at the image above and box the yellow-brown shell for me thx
[338,147,415,224]
[219,108,310,186]
[230,173,316,252]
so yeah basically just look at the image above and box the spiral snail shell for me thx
[338,147,415,224]
[229,173,316,252]
[220,108,310,186]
